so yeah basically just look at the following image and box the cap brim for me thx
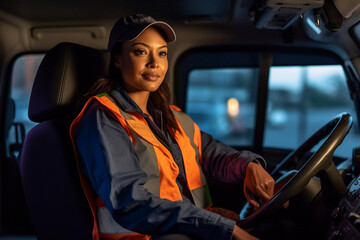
[108,21,176,52]
[137,21,176,42]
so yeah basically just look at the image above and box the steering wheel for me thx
[237,112,352,229]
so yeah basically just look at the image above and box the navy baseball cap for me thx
[108,13,176,52]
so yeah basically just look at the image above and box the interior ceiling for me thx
[0,0,255,23]
[2,0,360,58]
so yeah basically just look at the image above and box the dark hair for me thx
[80,42,180,137]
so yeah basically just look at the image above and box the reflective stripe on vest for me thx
[70,94,211,239]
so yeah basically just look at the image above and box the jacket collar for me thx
[110,88,141,113]
[109,88,164,132]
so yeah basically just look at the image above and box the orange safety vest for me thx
[70,94,212,240]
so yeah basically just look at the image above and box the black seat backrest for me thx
[20,42,108,240]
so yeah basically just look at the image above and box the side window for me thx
[264,65,358,158]
[186,68,259,146]
[183,50,357,159]
[10,54,44,140]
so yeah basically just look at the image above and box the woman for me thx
[70,14,274,240]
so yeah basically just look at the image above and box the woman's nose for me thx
[146,61,159,68]
[146,53,159,68]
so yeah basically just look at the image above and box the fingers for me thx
[244,184,272,209]
[244,189,259,209]
[258,178,275,203]
[243,162,275,208]
[257,186,273,204]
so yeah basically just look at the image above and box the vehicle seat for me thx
[20,42,108,240]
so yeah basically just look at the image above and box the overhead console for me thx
[251,0,324,30]
[252,0,360,45]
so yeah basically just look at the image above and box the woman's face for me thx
[114,27,168,94]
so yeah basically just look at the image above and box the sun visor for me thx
[333,0,360,18]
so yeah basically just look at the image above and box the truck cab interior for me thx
[1,0,360,239]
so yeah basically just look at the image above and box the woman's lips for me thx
[142,72,160,81]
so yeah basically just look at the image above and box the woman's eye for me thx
[159,51,167,57]
[134,49,146,55]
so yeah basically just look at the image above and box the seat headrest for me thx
[28,42,108,123]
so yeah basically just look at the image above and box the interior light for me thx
[306,17,322,35]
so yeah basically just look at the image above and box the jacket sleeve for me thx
[201,131,266,183]
[74,102,235,240]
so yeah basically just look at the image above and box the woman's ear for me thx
[114,55,122,69]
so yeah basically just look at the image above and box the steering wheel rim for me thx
[237,112,352,229]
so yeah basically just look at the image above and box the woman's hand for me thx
[232,225,259,240]
[243,162,275,209]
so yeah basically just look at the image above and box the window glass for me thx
[10,54,44,135]
[186,68,259,145]
[264,65,358,158]
[186,64,357,159]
